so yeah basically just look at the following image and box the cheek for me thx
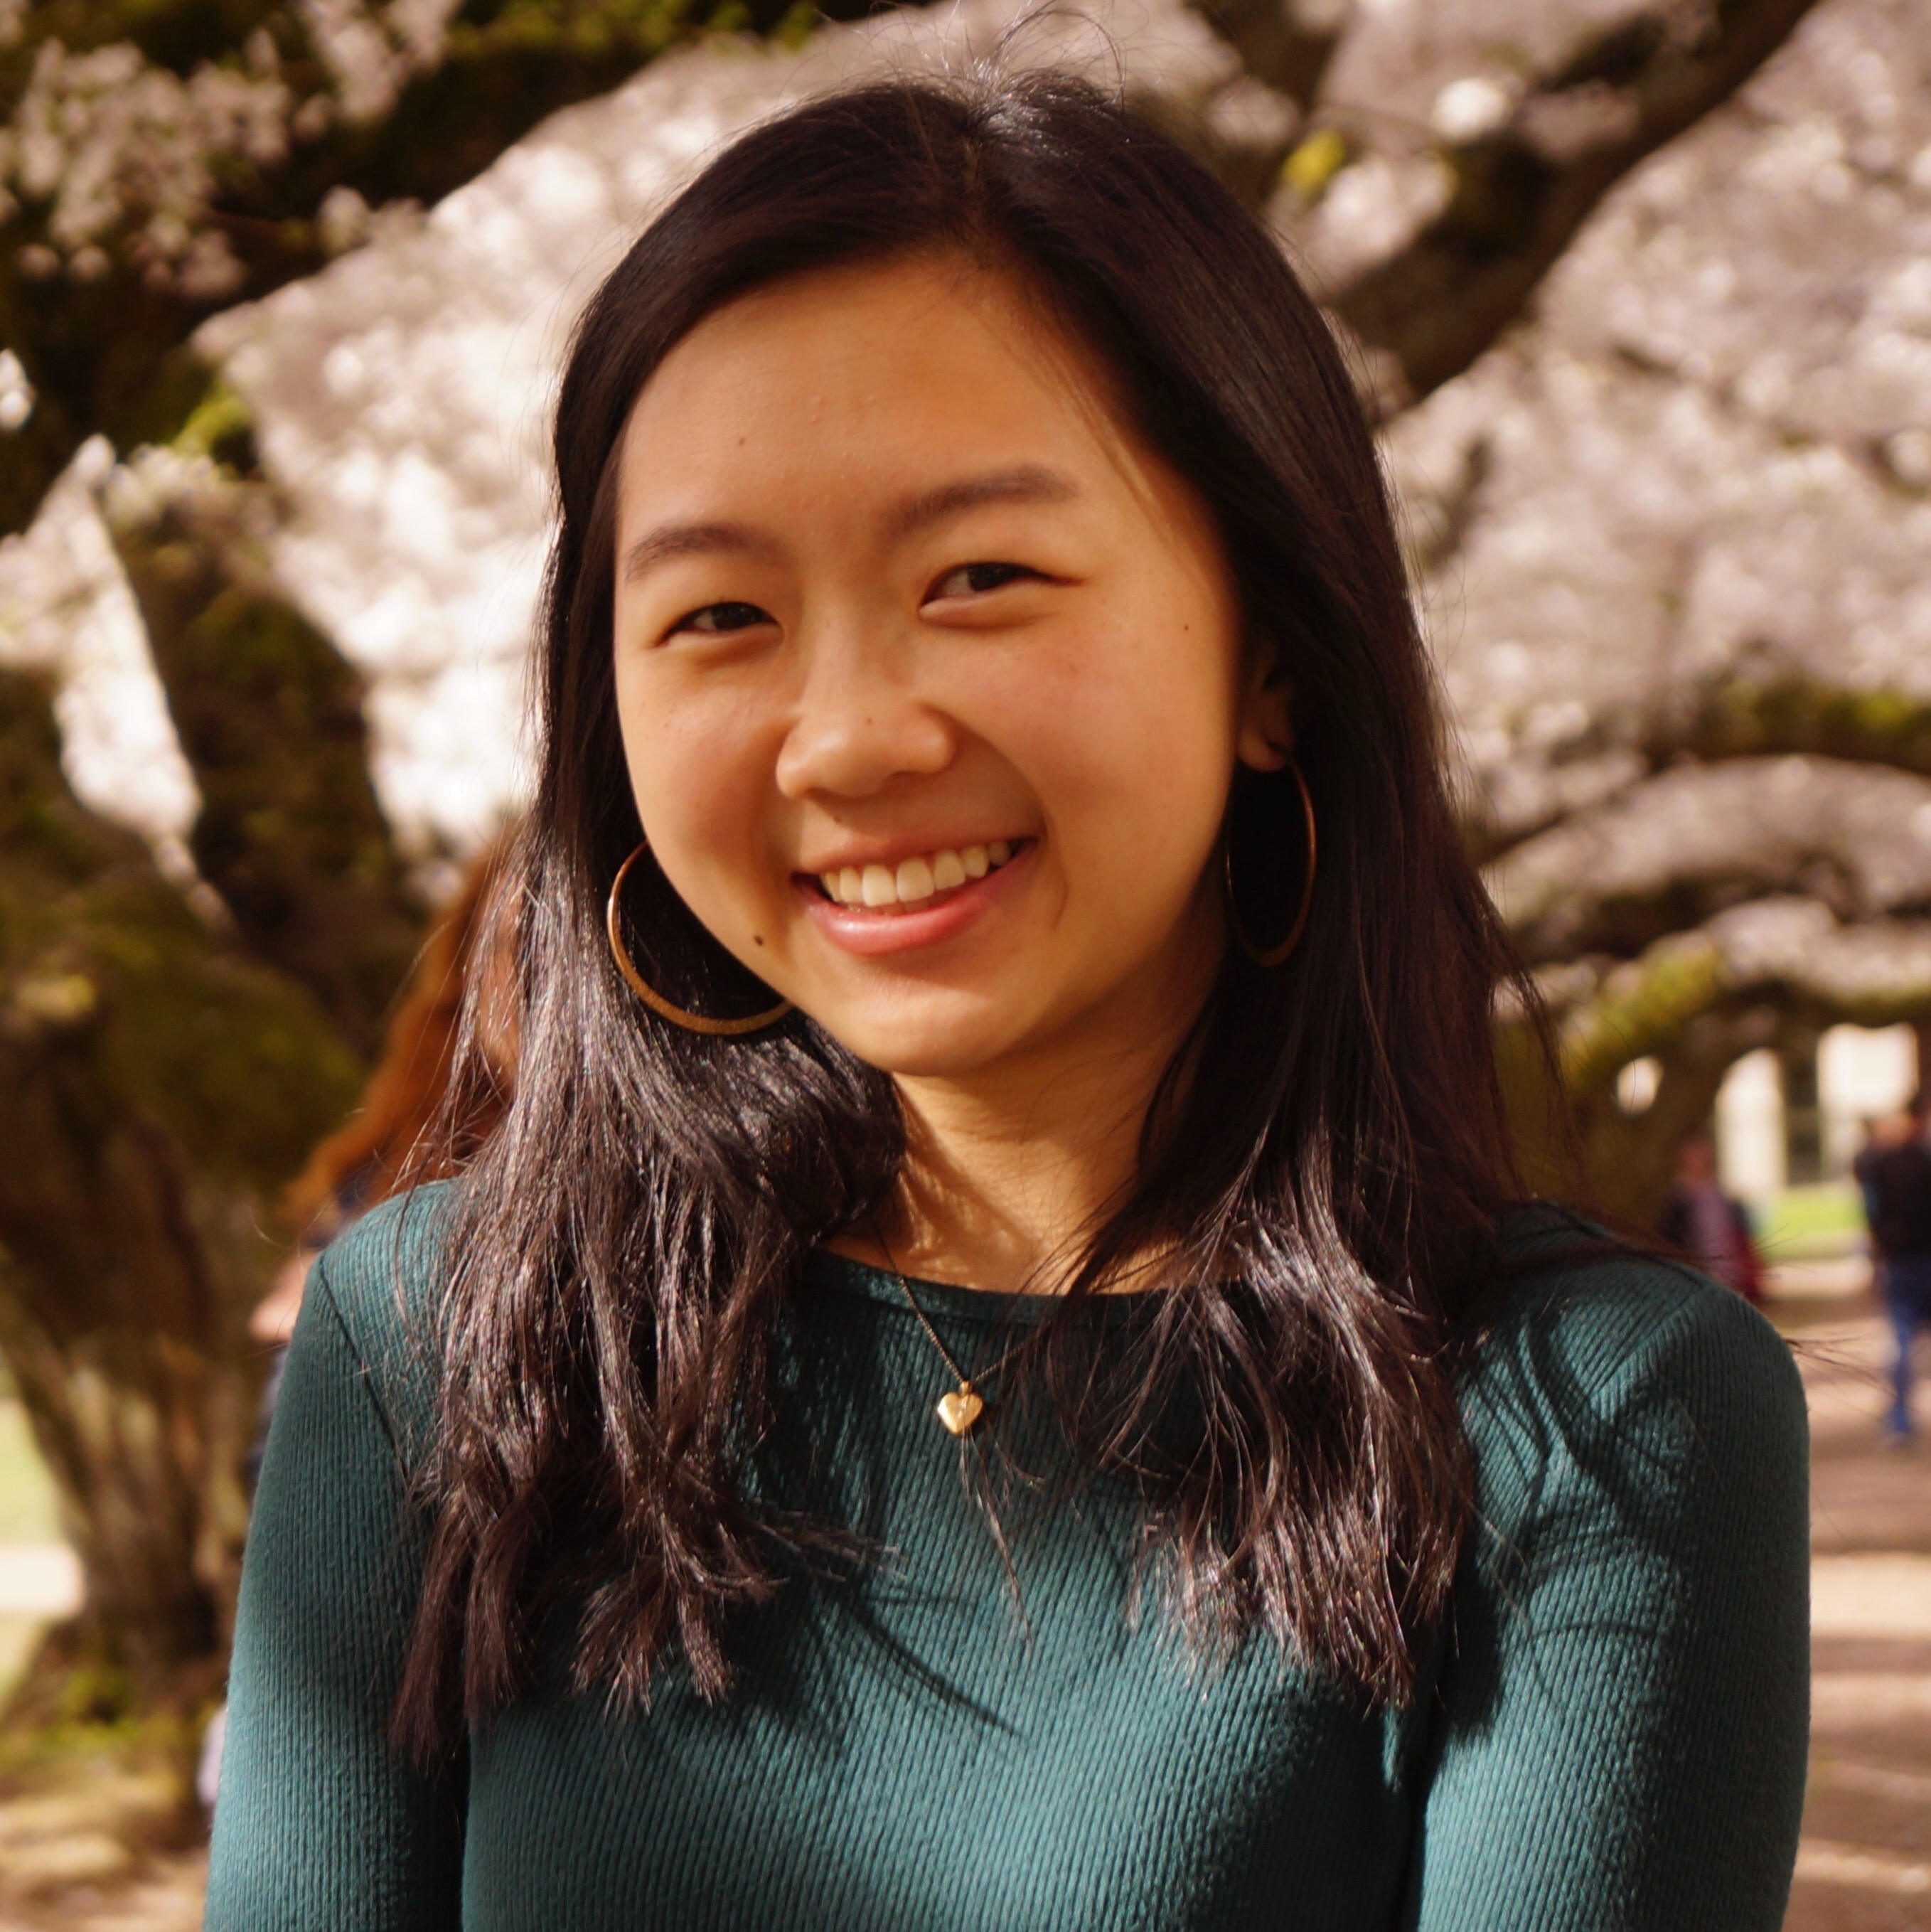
[1016,602,1239,896]
[614,668,776,903]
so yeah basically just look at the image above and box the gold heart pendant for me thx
[936,1387,985,1436]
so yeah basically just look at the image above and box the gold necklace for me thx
[872,1226,1029,1436]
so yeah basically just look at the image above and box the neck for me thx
[883,1056,1160,1296]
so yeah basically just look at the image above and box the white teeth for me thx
[819,840,1018,907]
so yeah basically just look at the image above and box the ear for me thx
[1236,637,1294,773]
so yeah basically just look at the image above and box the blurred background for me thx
[0,0,1926,1922]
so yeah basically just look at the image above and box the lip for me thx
[798,838,1034,958]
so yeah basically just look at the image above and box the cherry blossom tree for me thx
[1385,0,1931,1217]
[0,0,1839,1712]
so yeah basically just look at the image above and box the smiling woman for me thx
[205,73,1809,1932]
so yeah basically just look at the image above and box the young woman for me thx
[205,74,1809,1931]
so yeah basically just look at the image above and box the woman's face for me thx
[611,252,1285,1080]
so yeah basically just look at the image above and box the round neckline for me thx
[805,1249,1097,1327]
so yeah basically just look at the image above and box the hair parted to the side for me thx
[392,70,1538,1756]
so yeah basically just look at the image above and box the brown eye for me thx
[675,602,772,636]
[929,562,1031,600]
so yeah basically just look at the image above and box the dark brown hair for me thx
[395,70,1531,1752]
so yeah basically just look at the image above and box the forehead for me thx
[614,252,1135,511]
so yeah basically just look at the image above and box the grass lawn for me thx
[1753,1181,1868,1260]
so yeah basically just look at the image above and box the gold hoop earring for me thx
[1224,759,1317,968]
[606,841,793,1037]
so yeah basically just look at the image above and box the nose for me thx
[774,623,956,801]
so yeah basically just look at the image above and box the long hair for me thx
[394,72,1532,1753]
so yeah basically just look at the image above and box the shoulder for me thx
[1458,1205,1806,1542]
[1410,1212,1811,1923]
[302,1180,461,1460]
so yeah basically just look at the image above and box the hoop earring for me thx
[605,841,793,1037]
[1224,759,1317,968]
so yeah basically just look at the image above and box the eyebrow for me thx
[620,521,764,585]
[619,466,1080,587]
[886,464,1080,538]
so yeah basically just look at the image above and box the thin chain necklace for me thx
[870,1224,1029,1436]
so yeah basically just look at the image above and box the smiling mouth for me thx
[809,839,1025,910]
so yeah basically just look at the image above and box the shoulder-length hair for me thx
[394,70,1531,1754]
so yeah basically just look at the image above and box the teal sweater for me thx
[205,1195,1809,1931]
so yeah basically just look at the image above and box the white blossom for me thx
[11,0,1919,966]
[4,38,289,287]
[294,0,462,127]
[0,348,33,431]
[1429,75,1515,144]
[1391,0,1931,853]
[0,442,200,871]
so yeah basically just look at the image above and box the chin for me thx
[811,998,1031,1081]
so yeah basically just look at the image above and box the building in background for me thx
[1621,1025,1918,1205]
[1713,1025,1919,1202]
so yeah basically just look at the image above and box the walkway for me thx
[1785,1300,1931,1931]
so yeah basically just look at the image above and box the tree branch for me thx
[1330,0,1822,405]
[1188,0,1341,112]
[1492,756,1931,965]
[1549,897,1931,1102]
[1469,671,1931,870]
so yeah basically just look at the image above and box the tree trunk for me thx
[109,472,425,1059]
[0,668,361,1717]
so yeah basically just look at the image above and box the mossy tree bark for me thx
[0,669,362,1713]
[1467,672,1931,867]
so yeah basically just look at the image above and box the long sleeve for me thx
[205,1250,464,1929]
[1404,1265,1810,1931]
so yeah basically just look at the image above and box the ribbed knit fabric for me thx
[205,1192,1809,1931]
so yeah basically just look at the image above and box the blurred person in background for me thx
[1854,1094,1931,1443]
[205,75,1809,1931]
[1657,1133,1765,1306]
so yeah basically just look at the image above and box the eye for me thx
[669,601,774,638]
[926,562,1034,602]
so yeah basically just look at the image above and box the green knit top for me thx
[204,1192,1809,1931]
